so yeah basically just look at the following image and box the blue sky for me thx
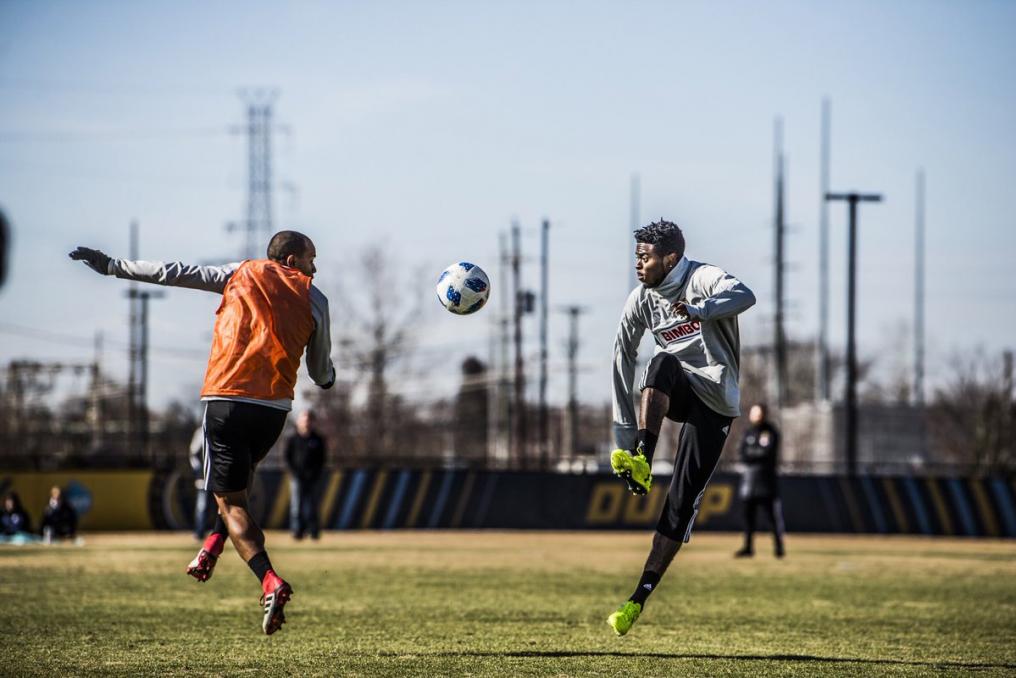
[1,0,1014,410]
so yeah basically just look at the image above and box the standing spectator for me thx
[2,492,32,536]
[40,486,77,542]
[735,403,786,558]
[284,410,326,540]
[189,425,211,540]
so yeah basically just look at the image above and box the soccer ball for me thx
[436,262,490,315]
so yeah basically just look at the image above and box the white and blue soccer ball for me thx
[435,262,490,315]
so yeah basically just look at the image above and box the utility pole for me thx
[538,218,550,470]
[914,170,927,462]
[126,222,139,460]
[561,305,588,459]
[511,220,526,468]
[230,89,277,259]
[817,98,832,402]
[825,191,883,476]
[498,232,512,467]
[89,331,103,450]
[773,118,788,409]
[914,170,926,408]
[125,221,163,464]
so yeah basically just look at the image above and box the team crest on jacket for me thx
[651,299,690,326]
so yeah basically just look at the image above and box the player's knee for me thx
[657,508,697,543]
[643,353,682,393]
[214,490,249,512]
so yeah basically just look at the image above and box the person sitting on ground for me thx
[40,486,77,541]
[2,492,32,536]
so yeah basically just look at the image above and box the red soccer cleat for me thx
[260,572,293,635]
[186,548,218,582]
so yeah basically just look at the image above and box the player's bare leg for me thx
[215,490,293,635]
[643,531,681,575]
[215,490,265,561]
[639,387,669,438]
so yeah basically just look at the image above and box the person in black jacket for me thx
[40,486,77,542]
[735,403,785,558]
[284,410,326,540]
[2,492,31,536]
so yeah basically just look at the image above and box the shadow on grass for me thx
[378,650,1015,671]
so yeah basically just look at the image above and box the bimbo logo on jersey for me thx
[658,320,702,345]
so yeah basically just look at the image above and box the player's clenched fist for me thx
[68,246,112,275]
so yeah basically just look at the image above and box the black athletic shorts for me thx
[641,352,734,542]
[201,400,288,494]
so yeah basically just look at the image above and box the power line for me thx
[0,78,231,97]
[0,322,207,360]
[0,127,231,143]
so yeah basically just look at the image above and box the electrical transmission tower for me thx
[230,89,278,259]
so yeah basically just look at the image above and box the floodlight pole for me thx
[825,191,882,476]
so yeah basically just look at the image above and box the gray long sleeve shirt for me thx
[612,256,756,450]
[107,258,335,411]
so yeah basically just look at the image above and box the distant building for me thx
[781,402,928,474]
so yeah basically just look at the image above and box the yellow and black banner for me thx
[2,469,1014,537]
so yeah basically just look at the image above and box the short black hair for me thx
[267,230,312,262]
[634,219,685,259]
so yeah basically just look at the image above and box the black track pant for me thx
[742,498,785,552]
[641,353,734,542]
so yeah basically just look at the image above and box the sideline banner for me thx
[2,469,1014,537]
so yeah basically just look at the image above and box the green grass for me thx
[1,531,1014,676]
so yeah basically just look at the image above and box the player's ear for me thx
[284,254,296,268]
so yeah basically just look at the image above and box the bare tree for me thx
[331,244,425,456]
[929,349,1015,473]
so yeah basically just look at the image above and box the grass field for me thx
[1,531,1014,676]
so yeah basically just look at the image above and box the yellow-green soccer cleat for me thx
[610,448,652,495]
[607,600,642,636]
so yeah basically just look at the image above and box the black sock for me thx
[628,569,662,607]
[247,551,273,582]
[212,514,228,537]
[637,429,659,464]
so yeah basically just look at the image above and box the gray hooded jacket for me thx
[612,256,756,450]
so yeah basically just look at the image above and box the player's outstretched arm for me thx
[68,246,240,294]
